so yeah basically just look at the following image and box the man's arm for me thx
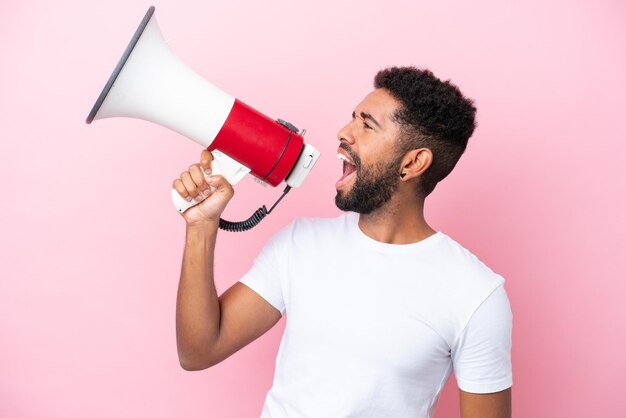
[174,151,282,371]
[453,284,513,417]
[460,388,511,418]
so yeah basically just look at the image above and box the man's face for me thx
[335,89,405,214]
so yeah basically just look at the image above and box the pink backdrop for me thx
[1,0,624,416]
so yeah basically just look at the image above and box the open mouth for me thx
[336,152,357,189]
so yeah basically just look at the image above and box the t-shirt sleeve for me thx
[451,284,513,394]
[238,225,290,315]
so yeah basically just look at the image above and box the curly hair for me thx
[374,67,476,197]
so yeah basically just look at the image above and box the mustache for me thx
[338,143,361,168]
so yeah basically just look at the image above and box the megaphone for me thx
[86,6,320,231]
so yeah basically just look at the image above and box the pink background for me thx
[1,0,625,416]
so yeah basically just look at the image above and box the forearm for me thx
[176,221,221,370]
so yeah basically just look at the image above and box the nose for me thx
[337,120,356,145]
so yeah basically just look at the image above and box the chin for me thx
[335,185,353,200]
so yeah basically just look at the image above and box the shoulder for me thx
[433,233,505,289]
[264,214,354,256]
[424,233,509,342]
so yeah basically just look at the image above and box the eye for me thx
[352,111,373,130]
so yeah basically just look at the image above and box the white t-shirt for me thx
[239,214,512,418]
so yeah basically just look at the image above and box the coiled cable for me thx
[218,186,292,232]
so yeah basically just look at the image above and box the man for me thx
[173,67,512,418]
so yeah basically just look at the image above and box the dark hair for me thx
[374,66,476,197]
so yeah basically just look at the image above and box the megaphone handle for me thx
[170,152,291,231]
[171,159,224,214]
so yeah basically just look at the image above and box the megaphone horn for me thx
[86,6,320,231]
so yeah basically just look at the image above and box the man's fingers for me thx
[200,149,213,174]
[172,178,189,199]
[172,152,220,206]
[208,174,234,197]
[181,171,202,199]
[189,164,209,191]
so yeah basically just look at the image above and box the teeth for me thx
[337,153,350,163]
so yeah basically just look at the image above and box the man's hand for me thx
[172,149,234,226]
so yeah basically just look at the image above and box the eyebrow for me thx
[352,111,382,129]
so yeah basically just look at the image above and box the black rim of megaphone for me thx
[86,6,156,124]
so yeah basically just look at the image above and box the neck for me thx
[357,190,436,245]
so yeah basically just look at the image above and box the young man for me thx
[173,67,512,418]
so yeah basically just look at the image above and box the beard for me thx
[335,148,403,215]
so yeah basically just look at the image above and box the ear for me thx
[399,148,432,181]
